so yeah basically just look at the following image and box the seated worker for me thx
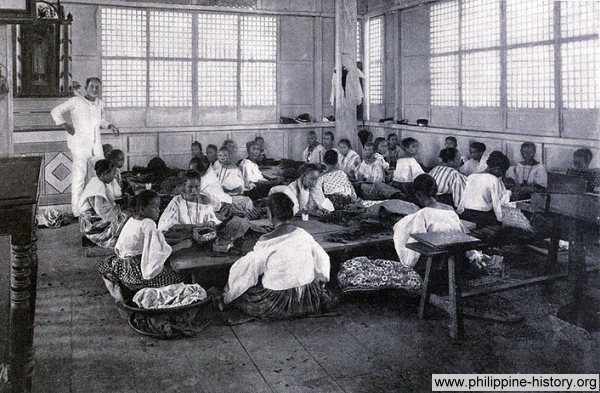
[457,151,512,226]
[223,139,238,163]
[205,144,219,170]
[239,141,269,191]
[567,148,599,192]
[322,131,339,159]
[571,148,593,170]
[213,146,245,195]
[387,133,401,169]
[189,156,233,211]
[393,174,467,268]
[158,170,221,235]
[99,190,184,290]
[102,143,113,160]
[392,137,424,184]
[355,142,386,183]
[445,136,466,165]
[288,163,334,215]
[302,130,326,165]
[79,159,131,248]
[316,150,359,209]
[505,142,547,200]
[223,193,331,319]
[107,149,124,199]
[460,142,489,176]
[338,138,361,180]
[191,141,203,159]
[373,137,390,171]
[254,136,268,164]
[428,147,467,207]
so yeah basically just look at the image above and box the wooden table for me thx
[0,156,42,393]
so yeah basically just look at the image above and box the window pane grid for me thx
[462,50,500,107]
[149,61,192,107]
[241,62,276,106]
[101,8,146,57]
[368,17,383,104]
[561,0,599,38]
[506,0,553,45]
[357,21,362,62]
[461,0,500,50]
[430,0,459,54]
[507,45,555,109]
[562,40,599,109]
[149,11,192,58]
[431,55,459,106]
[102,59,147,107]
[198,61,237,106]
[198,13,238,59]
[241,15,277,61]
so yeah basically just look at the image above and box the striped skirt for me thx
[233,280,329,319]
[79,209,130,249]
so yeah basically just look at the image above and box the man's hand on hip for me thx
[109,124,120,137]
[61,123,75,135]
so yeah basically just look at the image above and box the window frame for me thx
[100,6,278,111]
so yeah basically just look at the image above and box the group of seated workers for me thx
[82,130,596,319]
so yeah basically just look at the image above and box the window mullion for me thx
[554,0,563,136]
[500,0,507,130]
[192,12,198,121]
[145,9,150,109]
[237,16,242,120]
[458,0,463,111]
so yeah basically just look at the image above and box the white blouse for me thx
[79,177,120,221]
[213,162,245,193]
[393,207,467,268]
[374,153,390,170]
[355,160,386,183]
[223,227,330,303]
[457,173,511,221]
[239,158,266,191]
[288,178,335,212]
[201,170,233,209]
[115,218,172,280]
[460,153,489,176]
[302,144,326,164]
[505,162,547,188]
[392,157,425,183]
[157,195,222,232]
[340,149,361,177]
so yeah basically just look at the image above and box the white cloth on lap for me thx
[157,195,221,232]
[133,283,207,309]
[392,157,424,183]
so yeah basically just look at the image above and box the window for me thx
[357,20,362,62]
[368,17,383,105]
[429,0,599,110]
[100,7,277,111]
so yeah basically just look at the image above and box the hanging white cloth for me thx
[330,66,366,107]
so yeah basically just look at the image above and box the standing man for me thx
[51,77,120,216]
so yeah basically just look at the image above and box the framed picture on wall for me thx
[0,0,36,24]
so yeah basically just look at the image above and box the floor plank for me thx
[183,324,273,393]
[232,321,345,393]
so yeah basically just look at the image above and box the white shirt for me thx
[224,227,330,303]
[505,162,547,188]
[460,153,489,176]
[393,207,467,268]
[213,162,245,193]
[288,178,335,212]
[355,160,386,183]
[374,153,390,170]
[457,173,511,221]
[340,149,361,177]
[158,195,221,232]
[115,218,172,280]
[201,170,233,209]
[302,144,326,164]
[50,96,110,157]
[392,157,424,183]
[239,159,266,190]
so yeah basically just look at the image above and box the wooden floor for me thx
[33,223,600,393]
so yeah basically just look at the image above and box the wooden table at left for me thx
[0,156,42,393]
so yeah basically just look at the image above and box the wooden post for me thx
[334,0,359,149]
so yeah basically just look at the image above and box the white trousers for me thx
[71,149,103,216]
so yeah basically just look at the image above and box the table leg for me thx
[543,217,560,295]
[9,234,34,393]
[418,256,433,320]
[447,253,464,340]
[568,220,587,327]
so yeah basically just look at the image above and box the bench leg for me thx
[447,254,464,339]
[543,217,560,295]
[418,256,433,319]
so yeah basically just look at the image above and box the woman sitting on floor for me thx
[79,159,132,248]
[288,163,334,215]
[505,142,547,200]
[428,147,467,208]
[393,174,467,268]
[457,151,512,226]
[355,142,403,201]
[213,146,245,196]
[338,138,361,180]
[240,141,276,199]
[158,170,221,235]
[99,190,184,291]
[223,193,331,319]
[315,150,360,209]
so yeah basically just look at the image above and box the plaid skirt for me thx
[99,254,183,289]
[233,280,328,319]
[80,209,130,249]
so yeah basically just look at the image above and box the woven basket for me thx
[501,204,534,232]
[192,227,217,245]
